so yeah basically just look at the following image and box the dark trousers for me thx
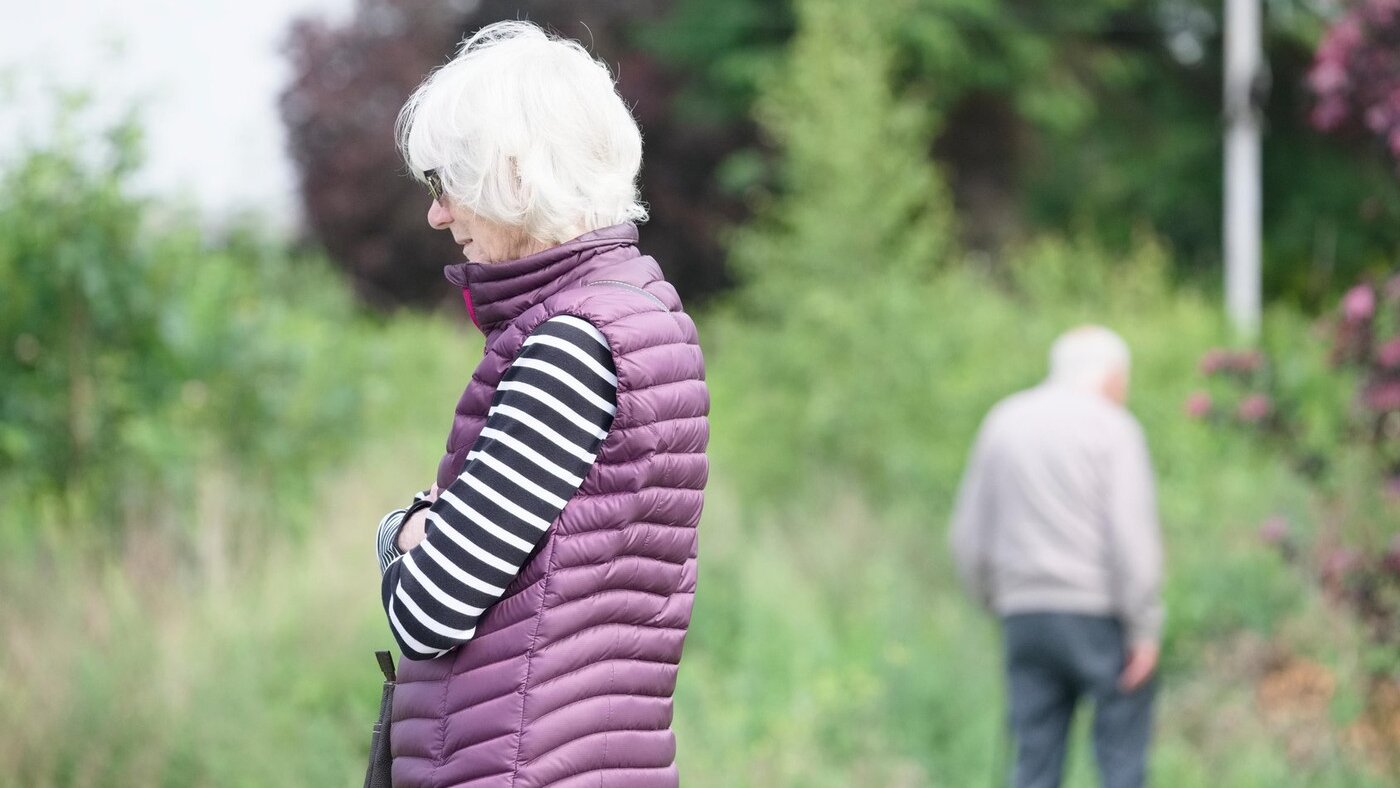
[1001,612,1156,788]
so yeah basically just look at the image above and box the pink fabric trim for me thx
[462,287,481,330]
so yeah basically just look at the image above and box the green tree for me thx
[0,112,169,514]
[647,0,1400,307]
[727,0,954,301]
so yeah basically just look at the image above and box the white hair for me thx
[1048,325,1131,390]
[395,21,648,244]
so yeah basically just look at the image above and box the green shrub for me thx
[0,111,364,547]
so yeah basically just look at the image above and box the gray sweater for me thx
[949,383,1164,645]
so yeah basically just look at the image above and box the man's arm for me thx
[949,424,997,611]
[380,315,617,660]
[1105,417,1164,689]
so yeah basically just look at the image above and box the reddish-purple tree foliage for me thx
[281,1,461,307]
[1309,0,1400,163]
[281,0,742,308]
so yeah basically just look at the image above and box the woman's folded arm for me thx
[380,315,617,660]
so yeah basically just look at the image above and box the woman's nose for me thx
[427,199,452,229]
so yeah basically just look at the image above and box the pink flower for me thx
[1332,321,1368,366]
[1365,104,1392,134]
[1308,61,1347,94]
[1199,349,1229,375]
[1199,349,1264,375]
[1232,350,1264,374]
[1184,391,1212,419]
[1383,536,1400,576]
[1364,380,1400,411]
[1238,393,1273,423]
[1258,516,1289,546]
[1310,100,1350,132]
[1331,17,1363,51]
[1321,547,1359,585]
[1377,338,1400,368]
[1342,284,1376,322]
[1371,0,1400,26]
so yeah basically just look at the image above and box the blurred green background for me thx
[3,0,1400,785]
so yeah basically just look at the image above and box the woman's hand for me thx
[397,484,441,552]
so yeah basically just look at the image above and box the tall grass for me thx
[0,314,469,787]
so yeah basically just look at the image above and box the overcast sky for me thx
[1,0,356,229]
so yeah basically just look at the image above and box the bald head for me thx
[1048,326,1131,404]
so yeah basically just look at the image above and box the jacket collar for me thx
[443,223,640,335]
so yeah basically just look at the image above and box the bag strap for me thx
[375,650,396,683]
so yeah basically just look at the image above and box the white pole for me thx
[1224,0,1262,341]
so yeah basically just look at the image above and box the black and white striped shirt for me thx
[375,315,618,660]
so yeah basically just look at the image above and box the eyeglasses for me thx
[424,168,446,205]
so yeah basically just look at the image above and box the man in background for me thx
[949,326,1164,788]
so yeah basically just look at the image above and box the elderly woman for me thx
[370,22,709,788]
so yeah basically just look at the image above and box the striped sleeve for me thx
[376,509,407,573]
[380,315,618,660]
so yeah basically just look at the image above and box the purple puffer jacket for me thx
[389,224,709,788]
